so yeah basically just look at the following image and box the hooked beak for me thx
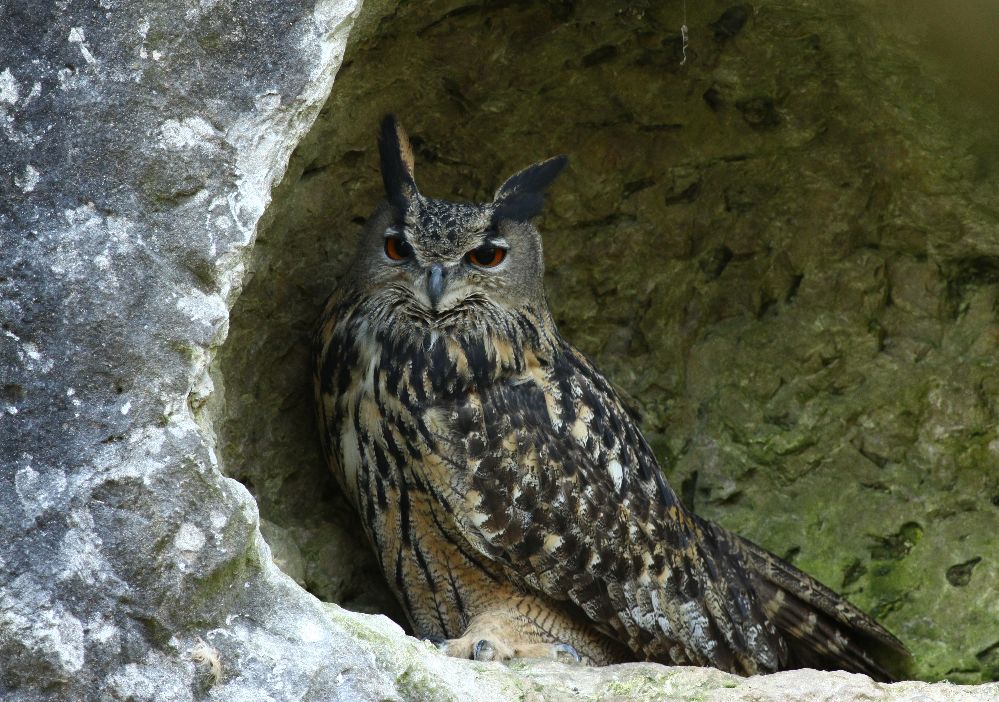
[426,264,447,308]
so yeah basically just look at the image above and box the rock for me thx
[0,0,380,698]
[259,519,307,587]
[2,1,997,701]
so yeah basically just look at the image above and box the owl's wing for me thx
[426,338,906,678]
[425,340,786,674]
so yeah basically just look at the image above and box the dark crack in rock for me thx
[947,558,983,588]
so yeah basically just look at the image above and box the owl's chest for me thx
[324,327,507,576]
[322,324,470,510]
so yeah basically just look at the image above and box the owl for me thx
[313,116,907,679]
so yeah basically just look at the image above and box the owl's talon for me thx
[552,642,582,664]
[473,639,496,661]
[421,635,447,650]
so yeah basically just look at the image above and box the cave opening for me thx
[215,0,999,683]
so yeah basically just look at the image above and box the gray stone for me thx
[2,0,998,701]
[0,0,375,698]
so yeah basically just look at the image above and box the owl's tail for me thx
[705,521,910,681]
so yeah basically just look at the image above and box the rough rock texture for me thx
[0,0,374,698]
[2,1,997,701]
[221,0,999,688]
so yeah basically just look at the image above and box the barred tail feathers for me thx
[701,519,909,681]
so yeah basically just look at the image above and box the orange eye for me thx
[467,244,507,268]
[384,236,413,261]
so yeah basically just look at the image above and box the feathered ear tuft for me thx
[378,114,418,213]
[492,155,568,222]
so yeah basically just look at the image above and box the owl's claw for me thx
[436,635,584,665]
[552,642,582,664]
[420,634,447,650]
[473,639,496,661]
[432,608,591,664]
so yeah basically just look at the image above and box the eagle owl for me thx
[314,116,907,679]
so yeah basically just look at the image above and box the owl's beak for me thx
[426,264,447,308]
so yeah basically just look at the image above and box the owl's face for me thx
[346,117,566,331]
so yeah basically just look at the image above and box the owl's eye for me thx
[384,236,414,261]
[467,244,507,268]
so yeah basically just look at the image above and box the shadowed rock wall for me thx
[221,0,999,684]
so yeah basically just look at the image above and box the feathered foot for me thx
[434,610,583,663]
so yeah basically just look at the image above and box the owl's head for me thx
[346,115,566,329]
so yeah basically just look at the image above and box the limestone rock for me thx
[0,0,375,698]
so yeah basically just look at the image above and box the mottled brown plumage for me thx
[313,116,908,678]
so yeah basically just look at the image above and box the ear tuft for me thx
[378,114,418,213]
[492,155,568,222]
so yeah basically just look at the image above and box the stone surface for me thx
[0,0,375,698]
[2,0,998,701]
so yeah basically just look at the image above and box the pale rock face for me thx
[0,0,372,698]
[2,1,997,701]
